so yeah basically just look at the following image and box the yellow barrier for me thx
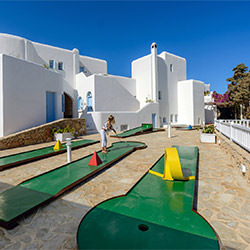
[149,147,195,181]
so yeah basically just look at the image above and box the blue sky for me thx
[0,1,250,93]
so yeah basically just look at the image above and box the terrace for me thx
[0,128,249,249]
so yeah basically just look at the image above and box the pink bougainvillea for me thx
[212,91,231,107]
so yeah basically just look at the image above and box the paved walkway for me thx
[0,129,249,249]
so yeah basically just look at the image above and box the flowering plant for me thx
[212,91,233,107]
[202,124,215,134]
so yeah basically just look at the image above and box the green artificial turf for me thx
[0,139,98,170]
[0,141,146,227]
[77,145,219,249]
[113,124,153,138]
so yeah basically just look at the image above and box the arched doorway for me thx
[63,92,73,118]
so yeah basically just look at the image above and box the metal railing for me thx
[215,120,250,152]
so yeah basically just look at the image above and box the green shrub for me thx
[52,125,76,135]
[202,125,215,134]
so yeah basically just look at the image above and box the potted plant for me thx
[200,124,216,143]
[52,125,76,142]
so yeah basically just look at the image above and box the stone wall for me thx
[0,118,86,150]
[217,132,250,182]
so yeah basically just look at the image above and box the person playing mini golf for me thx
[100,115,116,153]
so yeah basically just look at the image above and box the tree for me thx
[213,63,250,119]
[230,72,250,118]
[226,63,248,87]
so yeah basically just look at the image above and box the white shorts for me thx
[100,129,107,147]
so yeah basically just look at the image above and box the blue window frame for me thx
[58,62,63,71]
[78,96,83,110]
[49,60,55,69]
[87,91,93,112]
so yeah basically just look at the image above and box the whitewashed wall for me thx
[0,33,107,89]
[76,73,139,112]
[132,54,152,108]
[0,34,26,60]
[159,52,186,123]
[157,56,168,126]
[86,102,159,132]
[30,42,76,88]
[0,54,76,136]
[79,55,107,75]
[178,80,194,125]
[94,74,139,112]
[178,80,205,126]
[0,55,3,137]
[105,74,136,97]
[193,80,205,125]
[76,73,96,112]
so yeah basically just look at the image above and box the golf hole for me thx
[138,224,149,231]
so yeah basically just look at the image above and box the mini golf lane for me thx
[77,146,220,249]
[0,141,146,229]
[0,139,99,171]
[111,124,163,138]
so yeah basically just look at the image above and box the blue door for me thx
[152,113,156,128]
[46,91,56,123]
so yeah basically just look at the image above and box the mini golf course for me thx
[111,123,164,138]
[0,139,99,171]
[77,145,220,249]
[0,141,146,229]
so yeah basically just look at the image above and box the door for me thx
[46,91,56,123]
[152,113,156,128]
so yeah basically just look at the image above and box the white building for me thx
[0,34,207,137]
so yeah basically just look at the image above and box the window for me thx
[58,62,63,71]
[87,91,93,112]
[163,117,166,123]
[49,60,55,69]
[120,124,128,131]
[175,114,178,122]
[170,114,173,123]
[78,96,83,110]
[170,64,173,72]
[158,91,161,100]
[80,66,84,73]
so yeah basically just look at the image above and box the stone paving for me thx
[0,129,249,249]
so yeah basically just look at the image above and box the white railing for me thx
[218,119,250,128]
[215,120,250,152]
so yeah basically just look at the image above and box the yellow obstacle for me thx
[53,140,63,151]
[149,147,195,181]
